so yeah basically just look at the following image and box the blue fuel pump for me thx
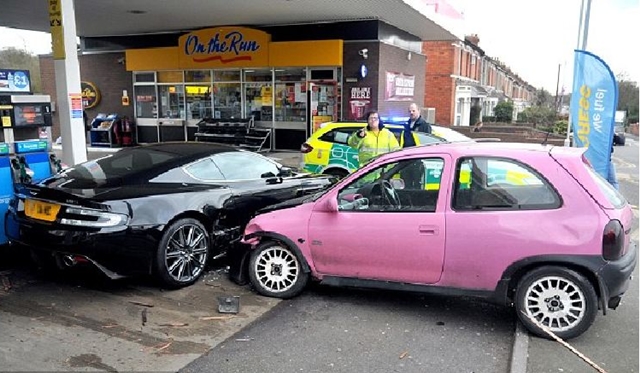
[0,143,13,245]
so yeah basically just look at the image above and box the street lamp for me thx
[565,0,592,147]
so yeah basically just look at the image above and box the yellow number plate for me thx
[24,199,61,222]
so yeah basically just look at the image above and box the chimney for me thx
[465,34,480,46]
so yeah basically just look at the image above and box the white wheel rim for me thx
[523,275,587,333]
[254,245,300,293]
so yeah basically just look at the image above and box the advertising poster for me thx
[312,115,333,133]
[70,94,83,119]
[385,72,415,101]
[570,50,618,179]
[348,86,371,120]
[0,69,31,93]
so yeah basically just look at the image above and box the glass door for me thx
[243,69,273,127]
[309,82,337,133]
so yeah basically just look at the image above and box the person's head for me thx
[408,103,421,121]
[365,110,381,130]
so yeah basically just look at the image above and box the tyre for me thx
[248,241,308,299]
[515,266,598,340]
[30,248,65,272]
[155,218,210,288]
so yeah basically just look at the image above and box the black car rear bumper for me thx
[5,211,163,276]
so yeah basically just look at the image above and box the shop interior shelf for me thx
[194,116,271,152]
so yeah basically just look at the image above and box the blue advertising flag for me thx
[570,50,618,178]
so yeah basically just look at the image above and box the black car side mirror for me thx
[278,166,293,178]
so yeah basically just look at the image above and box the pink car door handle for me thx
[419,225,439,235]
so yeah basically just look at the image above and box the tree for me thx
[0,47,42,93]
[534,88,554,108]
[616,74,639,124]
[518,106,556,126]
[494,101,514,123]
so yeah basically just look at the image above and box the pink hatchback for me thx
[231,142,636,340]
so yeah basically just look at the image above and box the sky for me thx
[0,0,638,94]
[446,0,639,93]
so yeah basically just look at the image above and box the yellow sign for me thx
[2,116,11,127]
[81,81,100,108]
[49,0,65,60]
[186,86,210,95]
[261,86,273,106]
[312,115,333,133]
[178,27,270,68]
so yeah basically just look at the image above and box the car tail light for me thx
[300,143,314,154]
[602,220,624,260]
[60,206,129,228]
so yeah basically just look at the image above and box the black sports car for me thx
[5,142,336,287]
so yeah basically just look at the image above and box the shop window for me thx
[274,68,307,123]
[310,69,335,80]
[244,69,273,83]
[275,68,306,82]
[134,86,157,118]
[186,85,212,120]
[134,72,155,83]
[157,71,184,83]
[214,70,241,82]
[186,70,211,83]
[158,85,185,119]
[274,82,306,123]
[244,70,273,123]
[212,83,241,119]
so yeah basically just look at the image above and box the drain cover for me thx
[217,295,240,314]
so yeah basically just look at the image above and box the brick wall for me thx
[423,41,455,125]
[40,52,134,140]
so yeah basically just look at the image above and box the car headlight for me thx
[60,207,129,228]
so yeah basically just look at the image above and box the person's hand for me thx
[358,128,366,138]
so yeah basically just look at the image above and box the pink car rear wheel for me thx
[515,266,598,340]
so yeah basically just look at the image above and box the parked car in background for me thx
[5,142,336,288]
[613,125,626,146]
[234,142,636,340]
[300,121,473,178]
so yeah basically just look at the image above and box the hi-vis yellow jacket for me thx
[347,128,400,166]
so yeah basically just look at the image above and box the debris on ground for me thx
[129,300,154,308]
[141,308,148,326]
[218,295,240,314]
[199,315,234,321]
[158,322,189,327]
[0,270,12,292]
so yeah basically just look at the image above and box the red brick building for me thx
[422,35,536,127]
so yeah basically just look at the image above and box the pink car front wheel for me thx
[248,241,309,299]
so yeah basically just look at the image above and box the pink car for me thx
[232,142,636,339]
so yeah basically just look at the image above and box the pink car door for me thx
[307,156,451,284]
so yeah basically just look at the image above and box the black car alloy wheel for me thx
[156,218,210,288]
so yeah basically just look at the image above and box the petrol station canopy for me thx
[0,0,462,41]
